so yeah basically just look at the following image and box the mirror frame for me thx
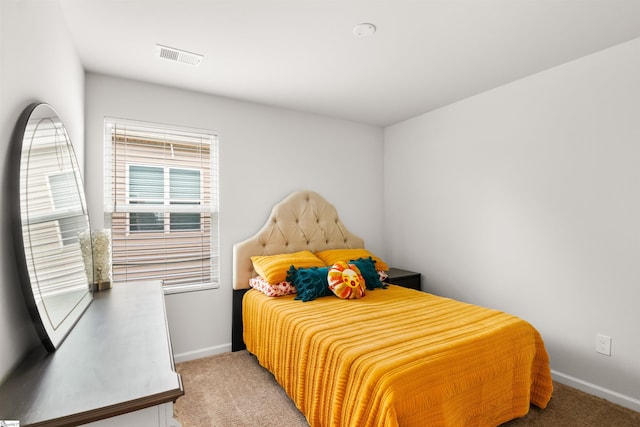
[10,103,93,351]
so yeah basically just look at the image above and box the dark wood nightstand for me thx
[385,268,421,291]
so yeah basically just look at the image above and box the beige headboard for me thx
[232,190,365,290]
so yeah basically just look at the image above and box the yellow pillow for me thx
[315,248,389,271]
[251,251,325,285]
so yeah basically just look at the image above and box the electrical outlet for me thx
[596,334,612,356]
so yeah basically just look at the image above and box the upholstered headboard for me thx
[232,190,365,290]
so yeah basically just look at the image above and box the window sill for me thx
[163,282,219,295]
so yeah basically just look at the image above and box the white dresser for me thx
[0,282,183,426]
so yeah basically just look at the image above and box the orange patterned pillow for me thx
[327,261,366,300]
[249,276,296,297]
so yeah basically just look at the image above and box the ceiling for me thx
[59,0,640,127]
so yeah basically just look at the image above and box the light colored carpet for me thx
[175,351,640,427]
[175,351,308,427]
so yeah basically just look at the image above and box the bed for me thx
[232,190,553,427]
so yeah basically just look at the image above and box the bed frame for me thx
[231,190,365,351]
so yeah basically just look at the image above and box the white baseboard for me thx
[173,343,231,363]
[552,370,640,413]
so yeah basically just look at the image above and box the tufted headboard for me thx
[232,190,365,290]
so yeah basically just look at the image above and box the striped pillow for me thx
[251,250,325,284]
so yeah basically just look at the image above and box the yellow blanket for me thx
[244,285,553,427]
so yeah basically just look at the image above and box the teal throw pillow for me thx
[286,266,332,302]
[350,257,387,290]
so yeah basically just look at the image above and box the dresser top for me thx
[0,282,183,426]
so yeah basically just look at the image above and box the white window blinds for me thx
[22,119,90,301]
[104,118,219,292]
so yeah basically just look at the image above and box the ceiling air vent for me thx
[156,44,203,66]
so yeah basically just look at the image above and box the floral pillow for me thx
[249,276,296,297]
[327,261,366,300]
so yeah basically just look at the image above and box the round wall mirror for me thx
[11,103,93,351]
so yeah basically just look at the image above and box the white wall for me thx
[0,0,85,382]
[5,0,638,412]
[384,38,640,410]
[84,73,385,360]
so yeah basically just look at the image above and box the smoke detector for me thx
[353,23,376,37]
[155,44,203,66]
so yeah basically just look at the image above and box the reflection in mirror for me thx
[12,103,93,351]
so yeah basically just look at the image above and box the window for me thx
[127,165,203,232]
[50,171,82,210]
[104,118,219,293]
[49,171,85,246]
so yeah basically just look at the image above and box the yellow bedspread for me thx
[243,285,553,427]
